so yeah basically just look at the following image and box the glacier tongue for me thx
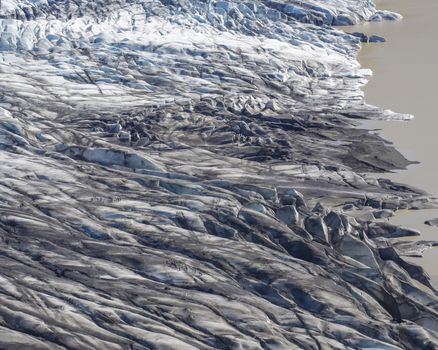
[0,1,436,350]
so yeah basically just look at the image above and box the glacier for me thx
[0,1,436,349]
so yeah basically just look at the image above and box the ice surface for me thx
[0,1,435,349]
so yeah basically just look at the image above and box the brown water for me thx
[343,0,438,285]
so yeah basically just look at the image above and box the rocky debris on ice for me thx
[425,218,438,227]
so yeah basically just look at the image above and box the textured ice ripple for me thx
[0,0,436,349]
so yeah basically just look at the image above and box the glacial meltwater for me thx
[344,0,438,285]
